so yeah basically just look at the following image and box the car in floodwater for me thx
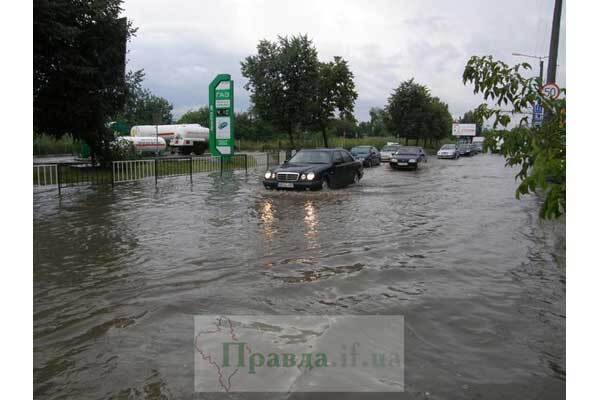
[380,144,402,162]
[437,144,460,159]
[458,143,473,157]
[389,146,427,170]
[470,141,483,154]
[263,148,363,190]
[350,146,381,167]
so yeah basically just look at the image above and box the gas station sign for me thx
[209,74,235,156]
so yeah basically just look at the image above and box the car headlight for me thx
[301,174,306,180]
[307,172,315,181]
[409,159,416,163]
[264,171,272,179]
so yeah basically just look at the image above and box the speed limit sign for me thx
[541,83,561,99]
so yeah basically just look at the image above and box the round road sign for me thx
[541,83,561,99]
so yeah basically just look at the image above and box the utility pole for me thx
[546,0,563,84]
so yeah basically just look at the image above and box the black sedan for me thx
[350,146,381,167]
[263,148,363,190]
[389,146,427,170]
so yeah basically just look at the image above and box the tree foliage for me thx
[241,35,320,148]
[241,35,357,149]
[384,79,452,144]
[177,106,209,126]
[463,55,566,219]
[34,0,135,160]
[368,107,389,137]
[310,57,358,146]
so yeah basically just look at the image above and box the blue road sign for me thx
[532,103,543,126]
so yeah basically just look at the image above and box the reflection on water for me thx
[258,198,277,241]
[34,156,565,399]
[304,200,319,248]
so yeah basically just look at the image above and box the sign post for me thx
[532,103,543,127]
[209,74,235,157]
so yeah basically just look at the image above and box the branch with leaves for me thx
[463,55,566,219]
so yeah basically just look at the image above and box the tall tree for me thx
[369,107,388,136]
[241,35,319,149]
[384,79,432,144]
[310,57,358,147]
[426,97,453,144]
[34,0,135,160]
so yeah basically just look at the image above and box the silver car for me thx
[380,144,402,162]
[437,144,459,159]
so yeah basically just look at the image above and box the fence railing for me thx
[33,164,58,187]
[34,152,281,194]
[113,159,155,183]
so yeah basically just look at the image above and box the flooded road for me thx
[34,154,565,399]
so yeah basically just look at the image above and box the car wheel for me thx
[353,171,360,184]
[322,177,330,190]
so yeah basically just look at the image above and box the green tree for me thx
[328,118,358,138]
[34,0,135,161]
[384,79,451,145]
[310,57,358,147]
[177,106,209,126]
[241,35,320,149]
[425,97,453,145]
[357,121,372,137]
[368,107,388,136]
[463,55,566,219]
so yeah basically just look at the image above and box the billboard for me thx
[452,123,476,136]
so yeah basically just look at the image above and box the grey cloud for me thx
[124,0,566,122]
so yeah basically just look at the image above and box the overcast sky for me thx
[122,0,566,122]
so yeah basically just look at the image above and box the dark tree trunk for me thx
[321,127,329,148]
[288,125,295,150]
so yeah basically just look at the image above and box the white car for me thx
[437,144,459,159]
[380,144,402,162]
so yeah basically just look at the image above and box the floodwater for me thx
[34,154,565,399]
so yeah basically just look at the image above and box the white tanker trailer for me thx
[130,124,209,155]
[116,136,167,154]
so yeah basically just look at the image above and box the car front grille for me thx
[276,172,299,182]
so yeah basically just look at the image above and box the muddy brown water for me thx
[34,154,565,399]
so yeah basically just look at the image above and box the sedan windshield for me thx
[382,146,400,152]
[441,144,456,150]
[396,147,419,155]
[351,147,370,154]
[288,151,331,164]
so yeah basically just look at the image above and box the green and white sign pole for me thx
[209,74,235,157]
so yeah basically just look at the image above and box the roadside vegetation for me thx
[33,134,80,156]
[463,55,566,219]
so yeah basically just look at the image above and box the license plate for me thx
[398,162,408,166]
[277,182,294,188]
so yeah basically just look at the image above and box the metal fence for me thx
[113,159,155,183]
[34,152,285,194]
[33,164,58,187]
